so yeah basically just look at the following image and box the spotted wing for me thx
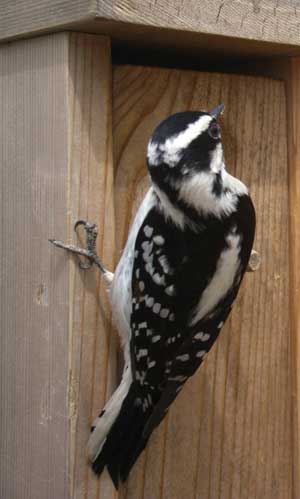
[142,303,233,439]
[130,210,186,392]
[127,197,254,479]
[130,206,239,410]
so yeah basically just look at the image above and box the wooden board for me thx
[112,65,292,499]
[0,32,115,499]
[66,33,117,499]
[0,33,70,499]
[0,0,89,40]
[97,0,300,46]
[2,1,300,59]
[285,57,300,499]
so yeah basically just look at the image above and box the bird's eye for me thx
[208,122,221,140]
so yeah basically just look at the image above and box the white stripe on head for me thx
[147,141,160,166]
[148,115,212,167]
[210,143,224,173]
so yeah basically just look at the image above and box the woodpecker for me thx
[50,104,256,488]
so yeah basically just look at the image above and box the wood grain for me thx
[0,0,89,41]
[0,32,295,499]
[0,32,116,499]
[2,1,300,59]
[285,57,300,499]
[112,65,292,499]
[66,34,117,499]
[97,0,300,49]
[0,33,70,499]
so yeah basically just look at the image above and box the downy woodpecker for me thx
[50,104,256,488]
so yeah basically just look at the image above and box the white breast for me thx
[190,230,242,326]
[110,188,155,364]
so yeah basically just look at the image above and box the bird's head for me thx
[147,104,225,180]
[146,105,247,223]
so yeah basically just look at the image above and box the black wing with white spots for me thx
[129,194,255,449]
[142,303,233,439]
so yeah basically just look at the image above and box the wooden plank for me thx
[66,33,117,499]
[253,56,300,498]
[0,0,90,41]
[230,56,300,498]
[0,33,70,499]
[2,1,300,59]
[96,0,300,53]
[112,65,292,499]
[284,57,300,499]
[0,32,116,499]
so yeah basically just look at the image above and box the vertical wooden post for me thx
[0,32,115,499]
[285,58,300,499]
[0,33,70,499]
[67,34,116,499]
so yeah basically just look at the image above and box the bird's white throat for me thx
[153,165,248,227]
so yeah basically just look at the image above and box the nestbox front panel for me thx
[112,65,291,499]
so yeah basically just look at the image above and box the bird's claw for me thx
[74,220,98,268]
[49,220,106,273]
[74,220,98,253]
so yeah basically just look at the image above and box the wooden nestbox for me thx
[0,2,299,498]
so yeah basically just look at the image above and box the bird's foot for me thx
[49,220,107,273]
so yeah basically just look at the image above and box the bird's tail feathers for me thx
[89,381,155,489]
[87,365,132,463]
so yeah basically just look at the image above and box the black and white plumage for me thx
[87,105,256,487]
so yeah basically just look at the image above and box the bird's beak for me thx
[210,103,225,119]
